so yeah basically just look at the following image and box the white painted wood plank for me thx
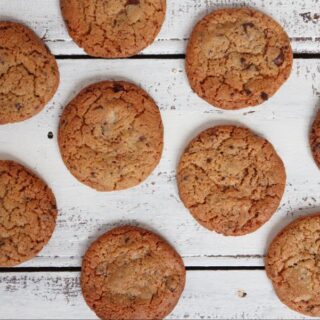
[0,58,319,267]
[0,0,319,55]
[0,270,310,319]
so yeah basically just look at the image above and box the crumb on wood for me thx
[237,289,247,298]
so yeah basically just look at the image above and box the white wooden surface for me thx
[0,0,319,319]
[0,0,319,55]
[0,59,319,268]
[0,270,311,319]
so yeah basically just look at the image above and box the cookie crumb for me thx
[237,289,247,298]
[47,131,54,139]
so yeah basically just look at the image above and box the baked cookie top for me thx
[310,109,320,168]
[0,160,57,267]
[58,81,163,191]
[177,125,286,236]
[61,0,166,58]
[266,214,320,317]
[81,226,186,320]
[0,22,59,124]
[186,8,293,110]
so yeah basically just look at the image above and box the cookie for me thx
[310,109,320,168]
[60,0,166,58]
[58,81,163,191]
[0,160,57,267]
[266,213,320,317]
[186,8,293,110]
[81,225,186,320]
[177,125,286,236]
[0,22,59,124]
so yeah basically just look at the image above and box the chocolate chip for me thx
[47,132,54,139]
[242,22,254,33]
[183,176,189,181]
[15,103,23,111]
[244,89,252,96]
[126,0,140,5]
[139,135,146,142]
[113,83,124,93]
[207,158,212,163]
[91,172,96,177]
[261,92,269,101]
[315,144,320,151]
[273,51,284,66]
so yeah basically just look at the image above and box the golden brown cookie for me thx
[60,0,166,58]
[0,160,57,267]
[81,226,186,320]
[177,125,286,236]
[310,109,320,168]
[266,213,320,317]
[58,81,163,191]
[186,8,293,110]
[0,22,59,124]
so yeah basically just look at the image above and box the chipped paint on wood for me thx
[0,271,310,319]
[0,59,319,267]
[0,0,319,54]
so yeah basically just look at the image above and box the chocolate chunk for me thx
[244,89,252,96]
[206,158,212,163]
[273,51,284,66]
[113,83,124,93]
[126,0,140,5]
[261,92,269,101]
[15,103,23,111]
[242,22,254,33]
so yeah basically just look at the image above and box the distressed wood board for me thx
[0,270,311,319]
[0,0,319,55]
[0,59,319,267]
[0,0,320,319]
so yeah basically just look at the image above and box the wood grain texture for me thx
[0,270,310,319]
[0,58,319,267]
[0,0,319,55]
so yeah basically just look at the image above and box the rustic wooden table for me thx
[0,0,319,319]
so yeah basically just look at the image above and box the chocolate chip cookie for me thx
[0,160,57,267]
[177,125,286,236]
[61,0,166,58]
[266,213,320,317]
[58,81,163,191]
[0,22,59,124]
[81,226,186,319]
[186,8,293,110]
[310,109,320,168]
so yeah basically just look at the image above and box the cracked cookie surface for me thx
[0,161,57,267]
[61,0,166,58]
[0,22,59,124]
[58,81,163,191]
[177,125,286,236]
[81,226,186,320]
[266,214,320,317]
[186,8,293,110]
[310,110,320,168]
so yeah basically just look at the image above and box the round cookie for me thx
[0,22,59,124]
[60,0,166,58]
[81,226,186,320]
[177,125,286,236]
[186,8,293,110]
[58,81,163,191]
[266,214,320,317]
[0,160,57,267]
[310,109,320,168]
